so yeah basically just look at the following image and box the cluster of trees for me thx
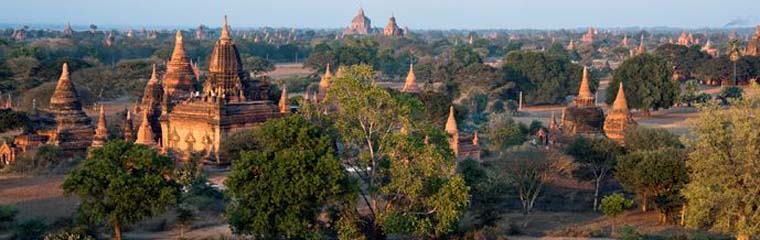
[654,43,760,85]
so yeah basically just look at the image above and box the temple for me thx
[63,22,73,36]
[603,82,636,143]
[560,67,605,135]
[445,106,480,161]
[746,26,760,56]
[581,27,595,44]
[383,15,404,37]
[317,64,333,102]
[91,106,108,148]
[159,16,286,165]
[401,64,420,93]
[702,38,718,57]
[343,8,374,36]
[677,31,692,46]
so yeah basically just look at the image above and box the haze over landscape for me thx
[2,0,760,29]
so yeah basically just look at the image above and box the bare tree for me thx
[498,147,567,215]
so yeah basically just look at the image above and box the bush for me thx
[44,229,96,240]
[0,204,18,229]
[617,225,642,240]
[601,193,633,218]
[14,218,48,240]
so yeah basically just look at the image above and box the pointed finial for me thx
[175,29,183,42]
[279,85,289,114]
[445,106,458,135]
[578,66,593,98]
[220,15,231,42]
[150,64,157,81]
[61,62,70,79]
[612,82,629,111]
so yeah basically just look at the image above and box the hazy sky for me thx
[2,0,759,29]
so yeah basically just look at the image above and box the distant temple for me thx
[560,67,604,135]
[445,106,480,161]
[343,8,374,36]
[159,16,285,165]
[702,38,718,57]
[162,30,197,104]
[581,27,595,44]
[383,15,404,37]
[63,22,73,36]
[746,26,760,56]
[603,82,636,143]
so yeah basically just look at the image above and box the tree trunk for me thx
[680,205,686,226]
[113,223,122,240]
[593,179,601,211]
[737,234,749,240]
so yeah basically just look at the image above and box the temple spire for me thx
[402,63,420,93]
[124,110,135,142]
[612,82,628,112]
[92,105,109,148]
[220,15,231,43]
[445,106,458,135]
[320,64,332,88]
[135,111,156,146]
[279,85,289,113]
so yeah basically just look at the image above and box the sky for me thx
[1,0,759,30]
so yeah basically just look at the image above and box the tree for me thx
[62,141,180,240]
[502,51,589,104]
[654,44,710,80]
[564,137,623,211]
[683,85,760,240]
[623,126,683,152]
[615,148,688,221]
[600,193,633,233]
[242,55,275,76]
[323,65,469,238]
[727,39,742,85]
[0,109,30,133]
[498,148,562,215]
[606,54,679,114]
[484,114,528,155]
[4,56,39,80]
[225,115,351,238]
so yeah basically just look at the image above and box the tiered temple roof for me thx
[746,26,760,56]
[702,38,718,57]
[343,8,373,36]
[63,22,73,36]
[581,27,595,44]
[677,31,691,46]
[163,30,197,102]
[560,67,605,135]
[401,64,420,93]
[136,111,156,147]
[604,82,636,143]
[383,16,404,37]
[444,106,480,161]
[49,63,94,152]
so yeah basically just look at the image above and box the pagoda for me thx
[343,8,373,36]
[401,64,420,93]
[677,31,691,46]
[91,105,108,148]
[604,82,636,143]
[123,110,135,142]
[383,15,404,37]
[48,63,94,152]
[560,67,605,135]
[702,38,718,57]
[163,30,197,105]
[317,64,333,102]
[746,26,760,56]
[63,22,73,36]
[135,111,156,147]
[636,35,646,55]
[445,106,480,161]
[581,28,595,44]
[160,16,285,165]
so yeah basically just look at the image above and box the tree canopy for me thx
[62,140,180,240]
[605,54,678,112]
[502,51,589,105]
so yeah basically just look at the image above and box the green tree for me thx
[616,147,688,216]
[225,115,351,238]
[484,114,528,155]
[600,193,633,233]
[242,55,275,76]
[727,39,743,85]
[502,51,589,104]
[684,85,760,240]
[623,126,683,152]
[62,141,180,240]
[606,54,679,114]
[323,65,469,238]
[564,137,623,211]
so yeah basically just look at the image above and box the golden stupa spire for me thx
[445,106,458,135]
[402,63,419,93]
[135,110,155,146]
[611,82,629,112]
[149,64,158,83]
[320,64,332,88]
[61,62,70,80]
[279,85,289,114]
[578,67,593,99]
[220,15,231,43]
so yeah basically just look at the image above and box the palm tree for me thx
[727,39,742,85]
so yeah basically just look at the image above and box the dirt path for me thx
[0,174,78,221]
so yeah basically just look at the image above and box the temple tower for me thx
[49,63,94,152]
[746,26,760,56]
[604,82,637,143]
[401,64,420,93]
[560,67,605,135]
[445,106,459,156]
[135,111,156,147]
[317,64,333,101]
[140,65,163,142]
[383,15,404,37]
[124,110,135,142]
[343,7,373,36]
[163,30,197,103]
[91,105,109,148]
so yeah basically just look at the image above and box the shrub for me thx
[601,193,633,219]
[14,218,48,240]
[617,225,642,240]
